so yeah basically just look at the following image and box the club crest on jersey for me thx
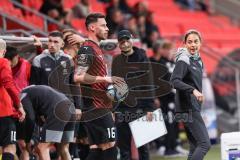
[60,61,67,68]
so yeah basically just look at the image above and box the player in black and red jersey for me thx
[74,13,125,160]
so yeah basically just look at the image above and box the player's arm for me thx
[74,67,124,84]
[68,58,83,110]
[170,60,194,93]
[140,51,155,121]
[29,57,42,85]
[0,59,26,121]
[74,46,124,84]
[0,59,20,107]
[74,71,117,84]
[32,35,43,55]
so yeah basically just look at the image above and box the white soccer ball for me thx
[106,82,129,102]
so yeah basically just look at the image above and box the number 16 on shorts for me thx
[107,127,116,139]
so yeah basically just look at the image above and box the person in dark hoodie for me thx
[112,30,155,160]
[170,29,211,160]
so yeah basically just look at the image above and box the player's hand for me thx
[193,89,204,103]
[146,112,153,121]
[18,103,26,122]
[32,35,42,47]
[67,34,85,46]
[75,109,82,120]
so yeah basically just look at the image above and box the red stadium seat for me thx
[71,18,87,35]
[200,51,219,74]
[89,0,106,14]
[158,23,182,37]
[63,0,80,10]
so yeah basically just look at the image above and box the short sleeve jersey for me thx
[76,40,112,110]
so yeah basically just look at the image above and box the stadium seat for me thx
[200,51,219,74]
[63,0,80,10]
[71,18,87,35]
[89,0,106,14]
[158,23,182,37]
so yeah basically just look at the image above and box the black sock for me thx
[85,148,102,160]
[102,146,118,160]
[69,143,80,158]
[79,144,90,160]
[2,152,14,160]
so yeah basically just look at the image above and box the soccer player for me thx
[0,39,26,160]
[74,13,125,160]
[20,85,80,160]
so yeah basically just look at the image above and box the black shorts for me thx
[84,113,116,145]
[39,100,76,143]
[75,122,87,140]
[21,100,76,143]
[0,116,17,147]
[16,120,27,140]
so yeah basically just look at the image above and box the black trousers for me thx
[116,121,149,160]
[181,111,211,160]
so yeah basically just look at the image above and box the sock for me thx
[78,144,89,160]
[2,152,14,160]
[85,148,102,160]
[69,143,80,158]
[102,146,118,160]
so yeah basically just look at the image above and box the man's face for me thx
[93,18,109,40]
[48,36,64,54]
[118,38,133,53]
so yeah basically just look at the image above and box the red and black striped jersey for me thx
[78,40,112,109]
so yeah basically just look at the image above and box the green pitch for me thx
[151,145,221,160]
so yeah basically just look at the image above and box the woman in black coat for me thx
[171,29,211,160]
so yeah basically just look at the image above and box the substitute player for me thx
[20,85,81,160]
